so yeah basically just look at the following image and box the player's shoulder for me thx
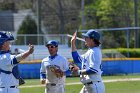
[1,53,15,59]
[90,47,100,52]
[42,57,49,62]
[57,54,67,60]
[57,54,64,58]
[93,47,101,53]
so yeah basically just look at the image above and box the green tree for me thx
[0,2,15,11]
[82,0,136,48]
[16,15,37,45]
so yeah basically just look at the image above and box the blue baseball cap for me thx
[46,40,58,47]
[82,29,100,41]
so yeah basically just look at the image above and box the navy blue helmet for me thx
[46,40,58,47]
[82,29,100,41]
[0,31,14,45]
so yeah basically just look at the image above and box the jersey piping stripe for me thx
[89,67,98,72]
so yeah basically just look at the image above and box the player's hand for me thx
[69,63,79,76]
[40,79,46,84]
[69,63,79,71]
[71,31,77,44]
[28,44,34,54]
[71,70,79,76]
[71,31,77,51]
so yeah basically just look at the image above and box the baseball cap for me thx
[82,29,100,41]
[46,40,58,47]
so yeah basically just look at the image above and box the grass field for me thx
[20,74,140,93]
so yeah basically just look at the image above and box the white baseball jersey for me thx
[40,54,69,93]
[81,47,102,81]
[0,52,19,93]
[79,47,105,93]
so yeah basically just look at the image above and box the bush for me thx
[102,48,140,58]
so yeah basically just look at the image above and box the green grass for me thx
[20,87,45,93]
[102,74,140,80]
[105,81,140,93]
[65,84,83,93]
[20,75,140,93]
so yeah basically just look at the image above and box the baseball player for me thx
[70,30,105,93]
[40,40,69,93]
[0,31,34,93]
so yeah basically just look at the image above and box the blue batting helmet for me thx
[0,31,14,45]
[46,40,58,47]
[82,29,100,41]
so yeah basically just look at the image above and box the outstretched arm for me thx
[16,44,34,62]
[71,31,82,64]
[71,31,77,52]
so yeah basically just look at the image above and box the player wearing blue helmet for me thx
[40,40,69,93]
[46,40,58,47]
[71,30,105,93]
[0,31,34,93]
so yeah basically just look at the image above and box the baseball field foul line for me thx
[19,78,140,88]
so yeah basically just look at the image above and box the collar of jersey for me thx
[0,50,10,54]
[49,54,58,60]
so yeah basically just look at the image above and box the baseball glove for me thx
[49,65,64,78]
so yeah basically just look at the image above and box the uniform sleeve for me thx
[72,51,82,64]
[40,61,46,79]
[10,55,19,65]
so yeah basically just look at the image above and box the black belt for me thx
[84,81,101,85]
[10,86,16,88]
[0,86,16,88]
[47,83,56,86]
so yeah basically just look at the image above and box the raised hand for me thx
[28,44,34,54]
[71,31,77,44]
[71,31,77,52]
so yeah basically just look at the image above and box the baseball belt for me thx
[84,81,101,85]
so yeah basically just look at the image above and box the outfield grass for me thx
[20,74,140,93]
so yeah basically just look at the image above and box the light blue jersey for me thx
[40,54,69,84]
[81,47,103,81]
[40,54,69,93]
[0,52,19,87]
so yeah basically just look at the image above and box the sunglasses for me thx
[47,45,56,49]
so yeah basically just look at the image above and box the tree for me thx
[0,2,15,11]
[40,0,80,34]
[16,15,37,45]
[83,0,137,48]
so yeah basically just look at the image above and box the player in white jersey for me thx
[71,30,105,93]
[0,31,34,93]
[40,40,69,93]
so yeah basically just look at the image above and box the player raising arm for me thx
[70,30,105,93]
[0,31,34,93]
